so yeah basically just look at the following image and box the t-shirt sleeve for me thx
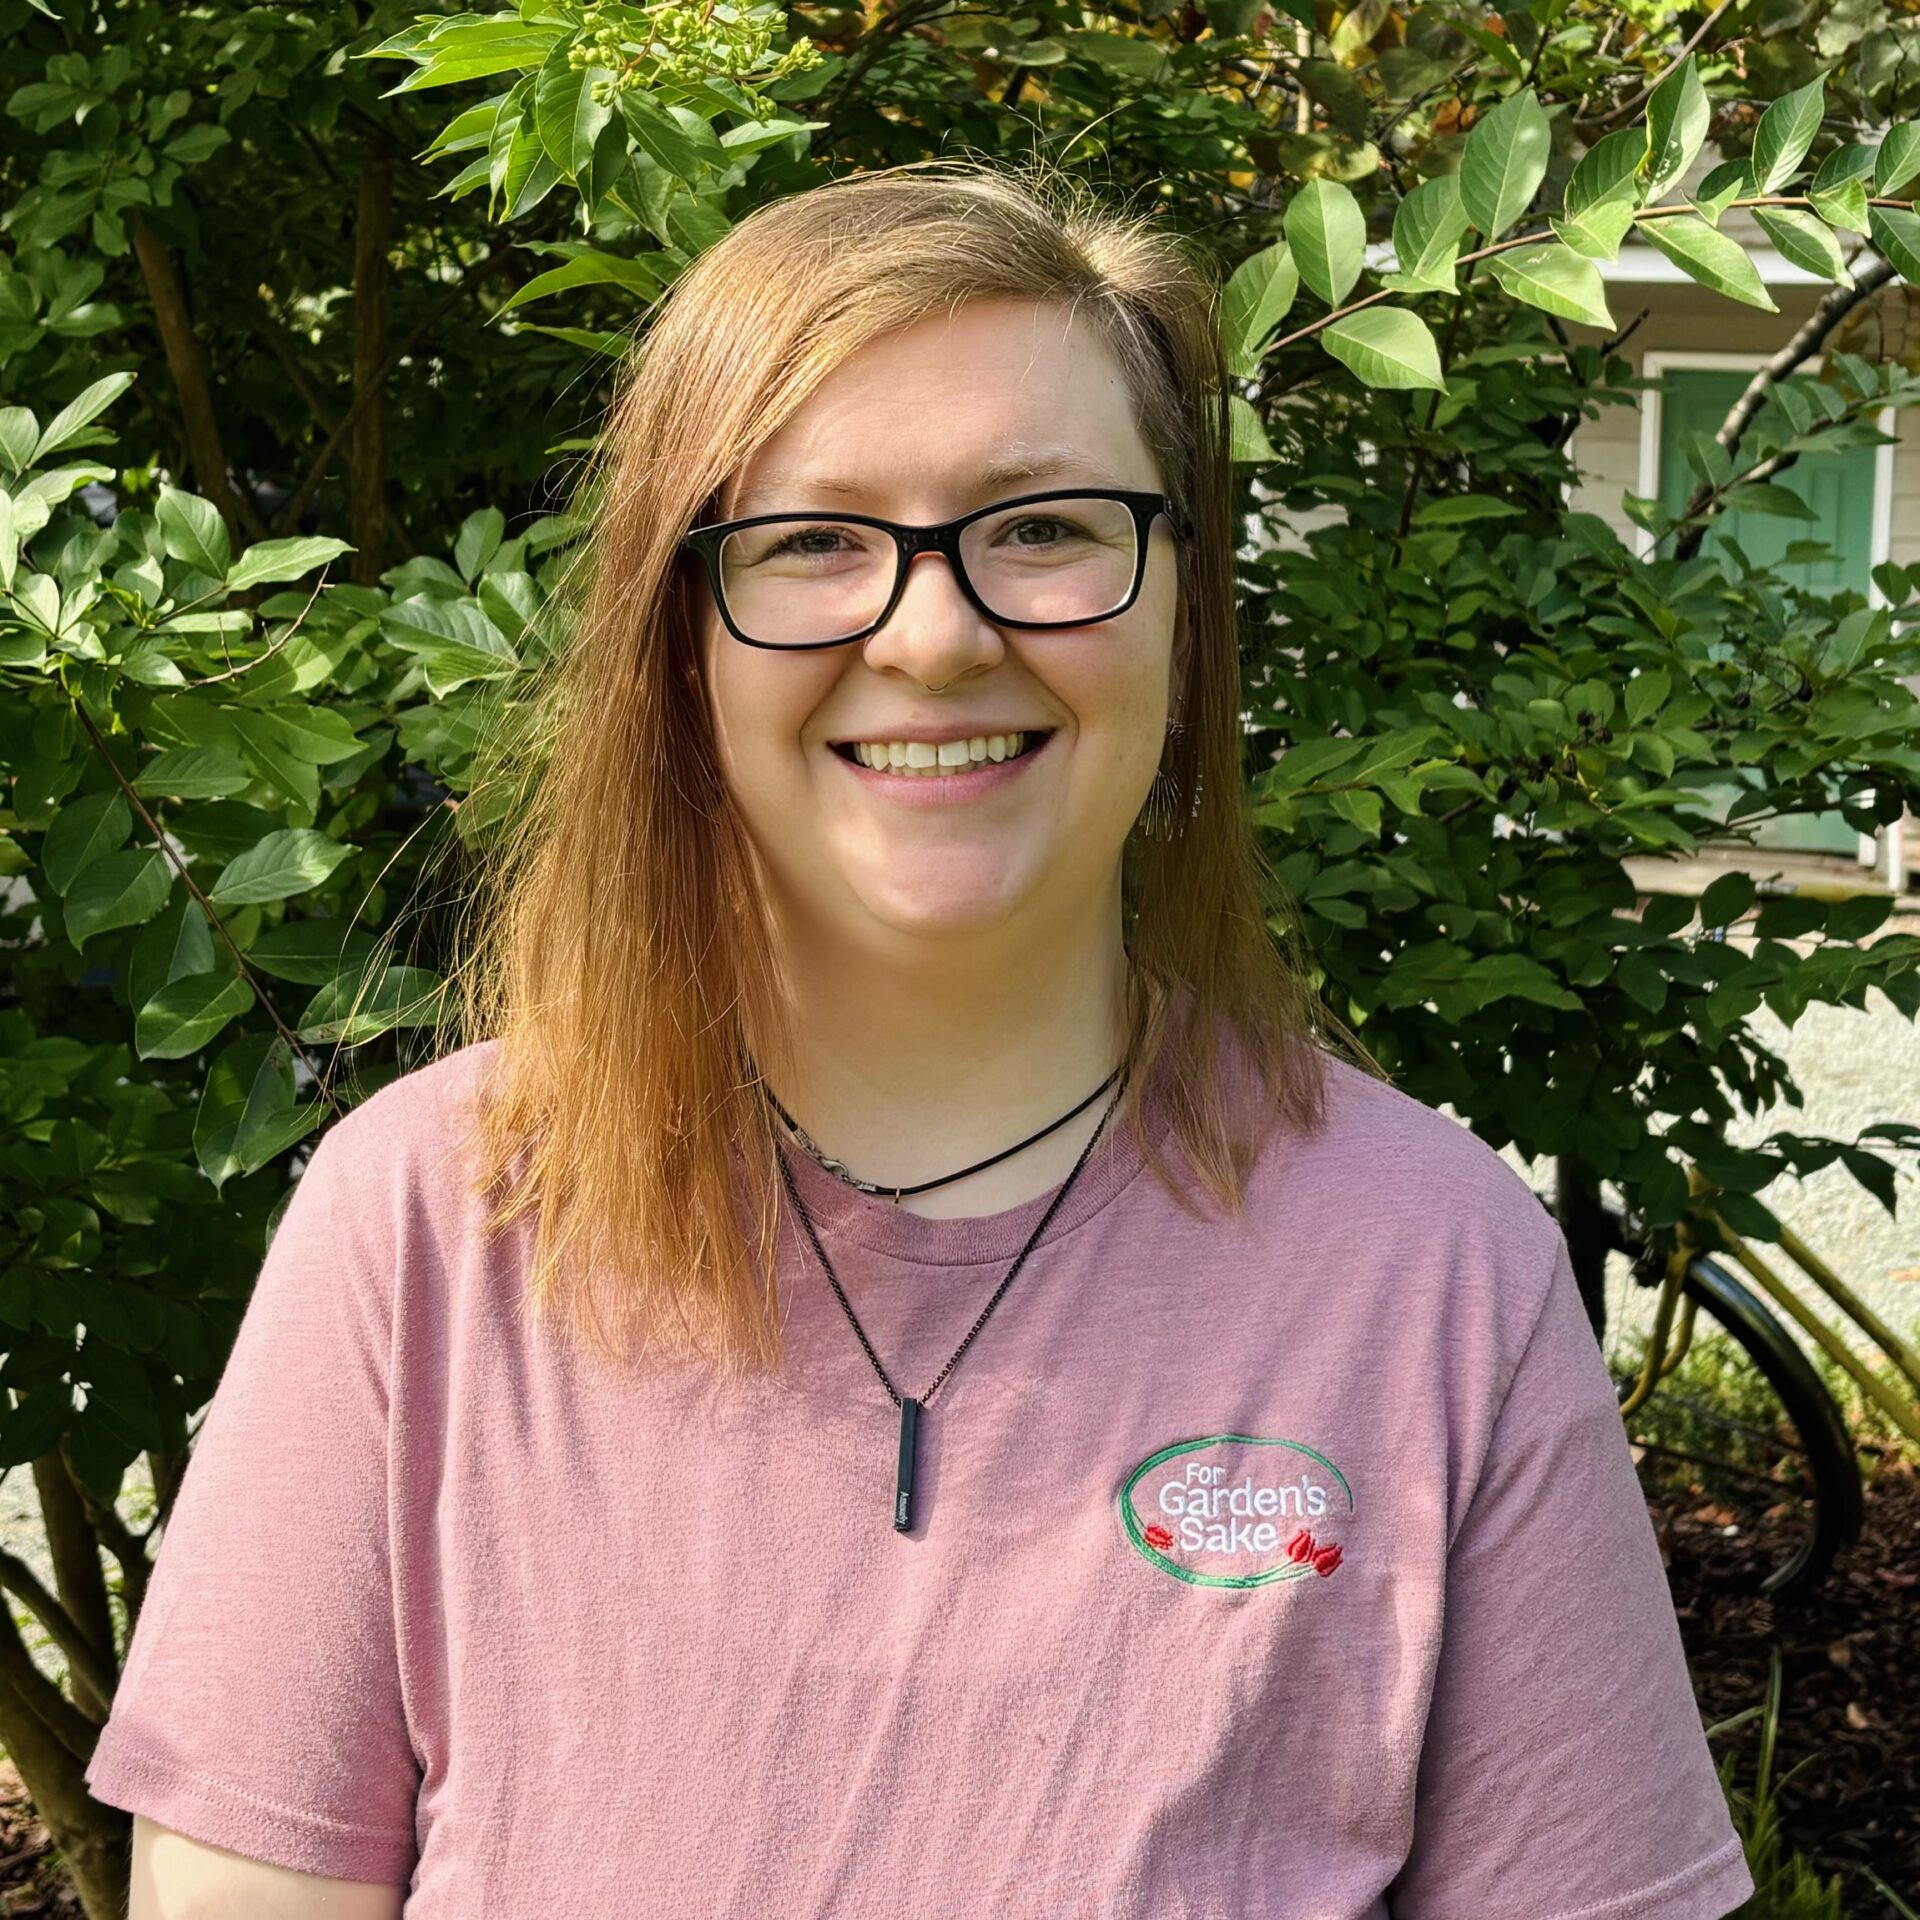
[1387,1232,1755,1920]
[84,1118,419,1886]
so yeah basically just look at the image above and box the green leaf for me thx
[533,47,612,177]
[1413,495,1522,526]
[1699,869,1755,929]
[155,485,231,577]
[1459,88,1551,238]
[495,249,661,317]
[1644,55,1709,201]
[1624,668,1671,725]
[1565,127,1643,216]
[1387,176,1470,294]
[1552,195,1636,261]
[208,828,357,907]
[226,536,353,592]
[1321,307,1447,390]
[454,507,506,583]
[1485,243,1615,328]
[1329,0,1391,64]
[1809,143,1874,234]
[42,790,131,894]
[1750,78,1824,193]
[1229,396,1278,462]
[1725,480,1815,518]
[1690,158,1750,225]
[1221,244,1299,373]
[1638,215,1778,310]
[1284,180,1366,308]
[0,408,36,477]
[1876,121,1920,195]
[195,1035,321,1187]
[133,745,253,800]
[1869,206,1920,285]
[381,595,521,691]
[31,371,136,464]
[619,90,703,182]
[297,966,445,1044]
[1618,950,1668,1013]
[64,849,171,948]
[243,919,379,985]
[1753,207,1853,286]
[135,971,253,1060]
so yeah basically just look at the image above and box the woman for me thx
[88,163,1753,1918]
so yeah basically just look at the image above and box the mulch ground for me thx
[0,1763,80,1919]
[2,1466,1917,1916]
[1656,1454,1920,1907]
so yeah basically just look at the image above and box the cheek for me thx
[701,618,836,799]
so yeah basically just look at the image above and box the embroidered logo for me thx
[1119,1433,1354,1588]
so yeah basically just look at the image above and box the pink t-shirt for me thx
[86,1038,1752,1918]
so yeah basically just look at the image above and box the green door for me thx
[1656,366,1877,858]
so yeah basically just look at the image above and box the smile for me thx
[829,732,1050,778]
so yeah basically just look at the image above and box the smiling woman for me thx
[84,161,1752,1920]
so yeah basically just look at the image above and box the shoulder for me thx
[1248,1047,1568,1343]
[295,1039,507,1247]
[1299,1054,1553,1243]
[313,1038,504,1181]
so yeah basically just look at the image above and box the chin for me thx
[850,860,1037,939]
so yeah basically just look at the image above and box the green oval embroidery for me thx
[1119,1433,1355,1588]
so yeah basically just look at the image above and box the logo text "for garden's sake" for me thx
[1119,1434,1354,1590]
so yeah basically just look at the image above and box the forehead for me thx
[722,297,1161,517]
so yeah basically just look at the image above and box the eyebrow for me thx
[728,446,1134,516]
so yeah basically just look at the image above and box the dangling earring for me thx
[1139,717,1190,841]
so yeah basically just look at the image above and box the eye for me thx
[1001,513,1090,548]
[764,525,855,560]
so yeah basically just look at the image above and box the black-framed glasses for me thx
[679,487,1189,652]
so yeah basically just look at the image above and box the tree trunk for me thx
[129,215,267,546]
[31,1452,115,1724]
[0,1613,128,1920]
[1555,1153,1610,1344]
[350,136,394,586]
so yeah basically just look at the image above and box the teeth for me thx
[850,734,1031,776]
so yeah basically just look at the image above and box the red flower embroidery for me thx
[1144,1523,1174,1551]
[1312,1543,1343,1577]
[1284,1527,1316,1565]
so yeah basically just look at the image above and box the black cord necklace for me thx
[760,1066,1123,1202]
[775,1072,1126,1533]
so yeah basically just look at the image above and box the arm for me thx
[132,1816,405,1920]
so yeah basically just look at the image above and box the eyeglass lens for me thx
[716,495,1141,647]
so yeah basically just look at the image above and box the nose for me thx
[859,547,1005,691]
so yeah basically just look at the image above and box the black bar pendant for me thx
[894,1396,921,1532]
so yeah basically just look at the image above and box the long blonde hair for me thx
[450,158,1357,1373]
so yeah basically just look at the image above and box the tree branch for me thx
[1672,256,1898,558]
[1575,0,1735,131]
[31,1452,116,1722]
[129,216,270,546]
[0,1549,119,1719]
[0,1593,101,1764]
[237,283,343,439]
[273,245,514,538]
[351,133,395,586]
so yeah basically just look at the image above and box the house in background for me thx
[1565,226,1919,897]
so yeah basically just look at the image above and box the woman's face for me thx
[698,296,1185,953]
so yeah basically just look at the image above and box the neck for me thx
[758,901,1137,1220]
